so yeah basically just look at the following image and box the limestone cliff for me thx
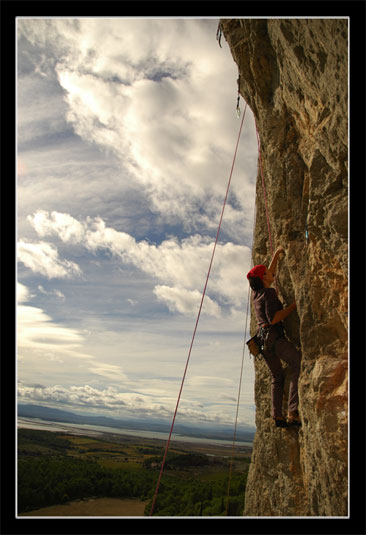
[221,19,348,516]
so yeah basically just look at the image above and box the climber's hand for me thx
[269,247,285,275]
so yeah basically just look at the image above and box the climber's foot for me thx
[287,411,301,426]
[274,417,288,428]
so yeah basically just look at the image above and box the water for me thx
[17,417,253,448]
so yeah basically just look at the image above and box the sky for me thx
[16,17,259,431]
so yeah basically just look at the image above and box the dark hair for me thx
[248,276,264,291]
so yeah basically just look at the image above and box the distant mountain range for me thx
[17,404,255,442]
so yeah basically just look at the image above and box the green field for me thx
[17,428,251,516]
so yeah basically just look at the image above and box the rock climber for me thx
[247,247,302,428]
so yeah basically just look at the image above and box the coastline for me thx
[17,417,253,451]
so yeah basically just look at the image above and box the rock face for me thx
[221,19,348,516]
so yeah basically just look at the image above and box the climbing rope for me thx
[149,102,248,516]
[225,281,251,515]
[254,118,279,294]
[225,142,257,515]
[255,119,274,258]
[226,115,281,514]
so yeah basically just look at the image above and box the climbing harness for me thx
[246,323,284,360]
[260,323,285,353]
[149,101,248,517]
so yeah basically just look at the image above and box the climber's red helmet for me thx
[246,264,266,280]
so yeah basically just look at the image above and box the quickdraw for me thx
[216,22,223,48]
[236,75,241,117]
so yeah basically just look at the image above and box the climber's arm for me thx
[270,302,297,325]
[268,246,285,276]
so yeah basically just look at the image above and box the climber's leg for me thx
[262,351,285,419]
[274,338,301,416]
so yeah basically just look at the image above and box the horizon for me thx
[17,402,256,433]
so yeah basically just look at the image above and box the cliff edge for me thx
[221,19,348,516]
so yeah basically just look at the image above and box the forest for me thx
[17,428,251,516]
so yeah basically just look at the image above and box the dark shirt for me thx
[253,287,283,327]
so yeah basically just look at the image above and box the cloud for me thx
[37,285,65,300]
[16,280,256,426]
[16,19,258,429]
[89,363,128,381]
[17,18,257,238]
[17,282,89,361]
[17,282,33,304]
[186,375,233,387]
[17,302,84,349]
[17,382,244,424]
[17,239,82,279]
[26,210,251,314]
[16,382,175,419]
[29,210,85,243]
[17,282,129,388]
[56,61,253,230]
[153,285,221,317]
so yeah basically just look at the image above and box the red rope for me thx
[225,281,251,515]
[225,166,257,515]
[149,102,248,516]
[255,119,279,295]
[226,118,277,515]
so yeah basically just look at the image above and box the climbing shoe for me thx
[287,411,302,426]
[274,417,288,428]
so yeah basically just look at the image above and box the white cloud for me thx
[38,285,65,300]
[29,210,85,243]
[17,283,133,396]
[89,363,128,381]
[17,240,82,279]
[17,382,172,418]
[17,304,84,350]
[18,18,257,237]
[17,382,244,424]
[17,282,91,365]
[17,282,33,304]
[16,19,257,429]
[16,278,256,426]
[153,285,221,317]
[26,210,251,314]
[186,375,233,387]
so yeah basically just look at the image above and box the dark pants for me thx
[263,337,301,419]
